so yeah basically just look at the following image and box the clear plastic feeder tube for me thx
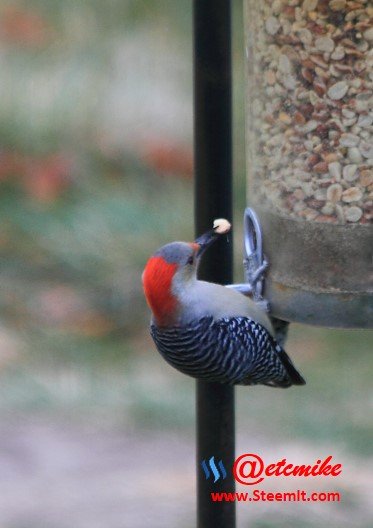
[244,0,373,327]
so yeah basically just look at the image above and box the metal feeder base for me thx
[254,207,373,329]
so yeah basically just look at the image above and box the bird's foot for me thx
[226,283,253,296]
[246,258,268,290]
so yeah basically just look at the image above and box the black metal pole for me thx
[193,1,235,527]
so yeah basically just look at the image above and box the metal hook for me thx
[226,208,268,305]
[243,208,268,302]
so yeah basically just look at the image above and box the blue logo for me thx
[201,456,227,483]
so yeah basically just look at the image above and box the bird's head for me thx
[142,219,231,326]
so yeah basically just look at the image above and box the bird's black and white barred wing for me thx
[151,316,305,388]
[216,317,305,387]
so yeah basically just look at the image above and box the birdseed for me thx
[245,0,373,224]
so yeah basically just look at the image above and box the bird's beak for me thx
[194,229,220,258]
[194,219,231,258]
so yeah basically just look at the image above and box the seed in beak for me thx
[213,218,231,235]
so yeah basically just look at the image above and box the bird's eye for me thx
[187,255,194,265]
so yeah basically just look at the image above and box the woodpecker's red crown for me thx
[142,242,198,326]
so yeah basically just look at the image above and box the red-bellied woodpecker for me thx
[142,220,305,388]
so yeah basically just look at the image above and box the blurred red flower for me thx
[0,5,52,47]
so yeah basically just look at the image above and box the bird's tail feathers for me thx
[275,344,306,386]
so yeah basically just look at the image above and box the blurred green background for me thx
[0,1,371,527]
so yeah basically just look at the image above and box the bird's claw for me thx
[246,258,268,288]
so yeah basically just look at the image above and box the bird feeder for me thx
[244,0,373,328]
